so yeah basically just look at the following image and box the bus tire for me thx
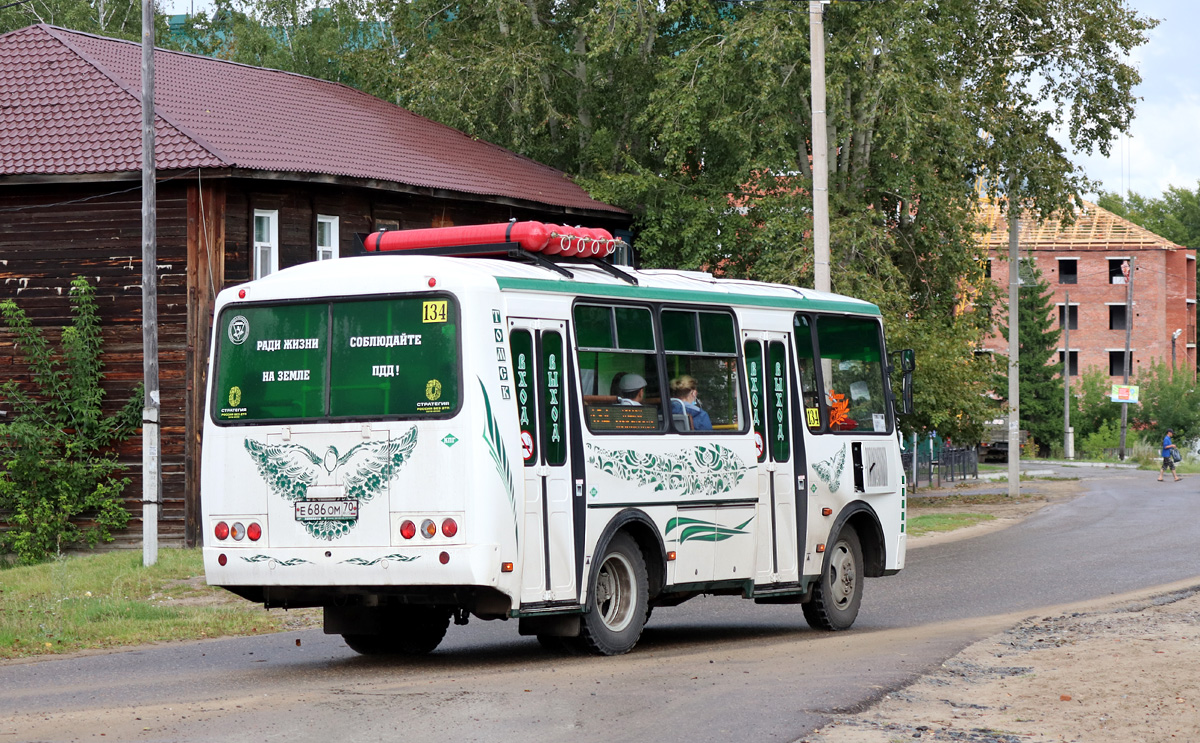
[577,533,648,656]
[802,528,863,631]
[341,606,451,655]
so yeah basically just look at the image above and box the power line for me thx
[0,0,35,11]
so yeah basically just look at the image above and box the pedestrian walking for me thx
[1159,428,1181,482]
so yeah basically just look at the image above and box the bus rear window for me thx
[213,295,459,423]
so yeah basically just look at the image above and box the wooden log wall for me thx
[0,179,192,548]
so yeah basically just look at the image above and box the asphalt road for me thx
[2,467,1198,743]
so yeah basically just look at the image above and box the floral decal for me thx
[342,554,420,566]
[665,515,754,543]
[479,378,518,545]
[586,443,748,496]
[240,555,311,566]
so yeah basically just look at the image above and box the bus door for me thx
[743,332,801,586]
[509,319,577,605]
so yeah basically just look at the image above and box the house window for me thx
[984,258,992,279]
[1057,259,1077,284]
[317,215,339,261]
[253,209,279,280]
[1109,305,1127,330]
[1058,304,1078,331]
[1058,351,1078,376]
[1109,350,1130,377]
[1108,258,1129,285]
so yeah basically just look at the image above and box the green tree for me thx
[1131,360,1200,446]
[1096,184,1200,249]
[996,261,1063,452]
[0,278,142,565]
[0,0,168,40]
[160,0,1154,440]
[1071,365,1121,442]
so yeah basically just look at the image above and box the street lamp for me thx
[1172,328,1182,375]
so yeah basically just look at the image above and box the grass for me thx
[907,512,995,537]
[0,549,317,661]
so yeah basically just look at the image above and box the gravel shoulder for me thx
[803,475,1200,743]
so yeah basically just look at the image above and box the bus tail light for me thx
[230,522,246,541]
[247,522,262,541]
[218,553,227,566]
[400,520,416,540]
[421,519,437,539]
[441,518,458,537]
[214,521,230,540]
[439,551,450,564]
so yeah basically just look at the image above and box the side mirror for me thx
[890,349,915,417]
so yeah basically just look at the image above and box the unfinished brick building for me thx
[979,200,1196,380]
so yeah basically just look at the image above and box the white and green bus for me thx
[202,222,914,656]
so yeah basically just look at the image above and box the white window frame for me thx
[253,209,279,280]
[317,214,339,261]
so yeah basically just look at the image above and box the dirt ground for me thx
[804,477,1200,743]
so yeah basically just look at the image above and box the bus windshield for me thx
[211,295,460,424]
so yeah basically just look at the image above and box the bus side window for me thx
[662,309,743,433]
[574,303,663,432]
[814,315,890,434]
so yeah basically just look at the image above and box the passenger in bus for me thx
[670,375,712,430]
[615,373,648,405]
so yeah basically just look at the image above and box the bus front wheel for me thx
[341,606,451,656]
[802,528,863,631]
[577,533,648,655]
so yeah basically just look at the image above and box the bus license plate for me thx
[295,499,359,521]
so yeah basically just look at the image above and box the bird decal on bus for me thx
[243,426,419,540]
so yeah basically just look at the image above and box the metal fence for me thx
[901,446,979,491]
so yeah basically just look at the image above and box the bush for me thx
[1079,420,1120,458]
[0,278,142,564]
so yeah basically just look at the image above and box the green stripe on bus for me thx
[493,277,881,316]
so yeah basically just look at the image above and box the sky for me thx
[161,0,1196,202]
[1068,0,1200,200]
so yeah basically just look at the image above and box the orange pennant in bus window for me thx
[828,390,849,429]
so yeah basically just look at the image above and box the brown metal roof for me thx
[978,198,1183,251]
[0,24,625,215]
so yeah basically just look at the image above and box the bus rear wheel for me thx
[802,529,863,631]
[577,533,648,656]
[341,606,452,656]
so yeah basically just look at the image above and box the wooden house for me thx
[0,24,629,547]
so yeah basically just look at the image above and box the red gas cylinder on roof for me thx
[364,221,553,254]
[363,221,619,258]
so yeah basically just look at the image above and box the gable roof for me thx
[977,198,1184,251]
[0,24,625,215]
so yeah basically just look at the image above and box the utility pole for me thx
[1063,290,1072,460]
[141,0,160,566]
[1007,195,1020,496]
[1118,258,1133,460]
[809,0,831,295]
